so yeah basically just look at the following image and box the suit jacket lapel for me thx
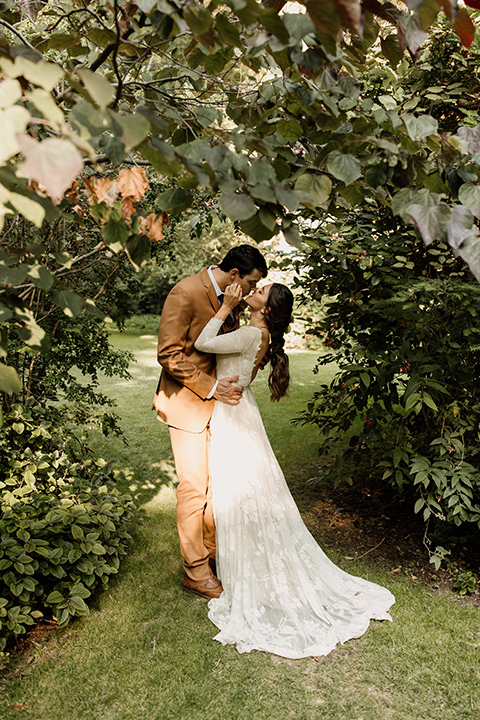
[200,268,219,312]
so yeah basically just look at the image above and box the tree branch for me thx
[0,18,41,54]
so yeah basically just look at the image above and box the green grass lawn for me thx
[1,328,479,720]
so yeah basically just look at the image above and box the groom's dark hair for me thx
[219,244,267,278]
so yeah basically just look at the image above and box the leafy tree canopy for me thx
[0,0,479,403]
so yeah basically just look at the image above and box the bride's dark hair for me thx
[264,283,294,402]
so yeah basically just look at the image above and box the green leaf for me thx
[216,13,242,46]
[282,223,303,249]
[195,106,222,129]
[77,69,115,110]
[458,183,480,220]
[46,590,65,604]
[71,524,84,541]
[0,78,21,109]
[0,262,29,286]
[125,235,151,271]
[447,206,475,249]
[360,372,370,388]
[326,151,362,185]
[27,263,54,291]
[380,34,403,69]
[0,363,21,394]
[391,188,440,223]
[405,392,421,412]
[51,289,85,318]
[423,393,438,412]
[275,184,300,212]
[261,9,290,44]
[139,140,180,176]
[89,202,109,221]
[414,497,425,513]
[13,58,64,92]
[239,212,277,242]
[203,49,232,75]
[57,607,70,627]
[70,583,91,599]
[184,5,213,35]
[71,100,112,138]
[22,578,36,593]
[276,119,303,142]
[0,105,30,163]
[98,135,126,165]
[456,231,480,281]
[364,166,387,190]
[101,219,130,251]
[401,114,438,141]
[219,192,256,221]
[156,187,192,214]
[116,113,150,151]
[407,203,450,245]
[7,192,45,227]
[294,174,332,209]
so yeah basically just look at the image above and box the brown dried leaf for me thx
[83,177,98,203]
[117,166,150,201]
[122,196,136,222]
[73,204,88,218]
[143,211,167,242]
[95,177,118,207]
[65,180,80,202]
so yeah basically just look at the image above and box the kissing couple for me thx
[153,244,394,659]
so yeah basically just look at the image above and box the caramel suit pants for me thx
[169,425,216,582]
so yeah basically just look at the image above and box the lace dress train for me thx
[195,318,395,659]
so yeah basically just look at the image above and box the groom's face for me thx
[230,268,264,297]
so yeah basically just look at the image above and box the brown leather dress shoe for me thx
[182,573,223,599]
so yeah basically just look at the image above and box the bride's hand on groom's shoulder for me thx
[214,375,243,405]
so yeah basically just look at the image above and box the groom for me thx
[153,245,268,599]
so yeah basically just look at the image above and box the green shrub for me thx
[294,208,480,558]
[0,403,136,652]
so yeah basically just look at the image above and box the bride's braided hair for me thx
[264,283,294,402]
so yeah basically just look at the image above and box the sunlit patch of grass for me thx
[1,331,478,720]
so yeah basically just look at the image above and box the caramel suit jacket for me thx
[153,268,232,433]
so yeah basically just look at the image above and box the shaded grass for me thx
[1,330,479,720]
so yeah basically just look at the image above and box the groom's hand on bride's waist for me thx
[214,375,243,405]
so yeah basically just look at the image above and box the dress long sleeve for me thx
[195,318,260,355]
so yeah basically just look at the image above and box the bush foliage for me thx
[0,403,136,653]
[294,207,480,548]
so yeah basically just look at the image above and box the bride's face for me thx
[246,284,272,312]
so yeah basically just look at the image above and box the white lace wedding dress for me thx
[195,318,395,659]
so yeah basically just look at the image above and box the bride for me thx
[194,281,395,659]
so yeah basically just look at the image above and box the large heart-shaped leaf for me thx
[458,182,480,218]
[77,68,115,110]
[402,113,438,141]
[447,206,475,249]
[18,135,83,204]
[294,173,332,209]
[407,203,450,245]
[326,151,362,185]
[51,289,85,318]
[219,192,256,221]
[0,363,21,394]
